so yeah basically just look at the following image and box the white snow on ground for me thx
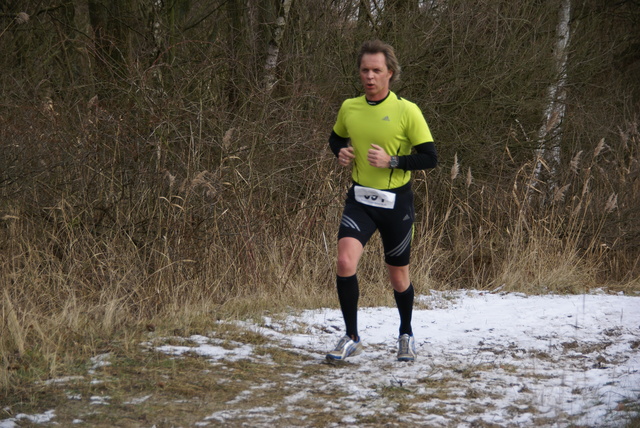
[0,410,56,428]
[167,290,640,427]
[2,290,639,427]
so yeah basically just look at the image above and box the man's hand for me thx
[367,144,391,168]
[338,147,355,167]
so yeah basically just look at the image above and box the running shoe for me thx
[326,335,363,361]
[397,334,417,362]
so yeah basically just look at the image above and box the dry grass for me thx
[1,3,639,424]
[2,113,640,400]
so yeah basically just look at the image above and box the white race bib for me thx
[354,185,396,209]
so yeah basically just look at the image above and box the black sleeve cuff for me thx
[328,130,350,158]
[398,142,438,170]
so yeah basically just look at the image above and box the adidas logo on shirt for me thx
[382,116,390,121]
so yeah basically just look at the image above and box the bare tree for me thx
[381,0,418,41]
[529,0,572,201]
[358,0,375,29]
[226,0,245,107]
[263,0,294,95]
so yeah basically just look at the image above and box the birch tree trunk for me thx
[529,0,571,201]
[263,0,293,95]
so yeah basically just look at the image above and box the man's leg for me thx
[389,264,417,361]
[337,237,364,340]
[388,264,413,336]
[326,237,365,360]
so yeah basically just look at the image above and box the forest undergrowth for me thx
[1,1,639,417]
[1,92,638,398]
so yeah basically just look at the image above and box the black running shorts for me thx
[338,183,415,266]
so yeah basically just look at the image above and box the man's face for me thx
[359,52,393,101]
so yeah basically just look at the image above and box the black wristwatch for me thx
[389,156,399,169]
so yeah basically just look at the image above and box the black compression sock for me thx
[337,274,359,341]
[394,283,414,336]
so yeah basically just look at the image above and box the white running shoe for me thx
[326,335,363,361]
[397,334,417,362]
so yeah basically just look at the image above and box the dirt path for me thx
[2,291,639,427]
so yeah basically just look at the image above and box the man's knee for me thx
[337,238,362,276]
[337,254,357,276]
[387,265,410,291]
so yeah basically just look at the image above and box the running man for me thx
[326,40,438,362]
